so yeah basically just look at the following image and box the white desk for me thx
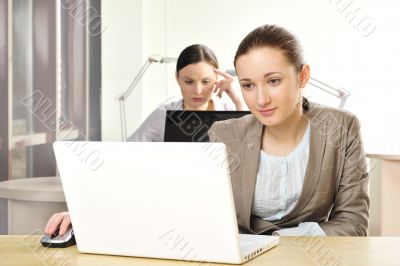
[0,177,67,234]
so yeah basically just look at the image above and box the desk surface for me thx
[1,236,399,266]
[367,153,400,161]
[0,177,65,202]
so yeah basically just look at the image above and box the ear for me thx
[298,64,310,89]
[175,71,179,83]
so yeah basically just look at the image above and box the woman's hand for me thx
[44,211,71,236]
[213,69,246,110]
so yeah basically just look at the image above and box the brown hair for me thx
[234,25,304,72]
[176,44,219,76]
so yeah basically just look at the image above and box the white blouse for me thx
[252,123,326,236]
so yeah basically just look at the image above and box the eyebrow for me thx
[183,76,213,80]
[239,72,282,82]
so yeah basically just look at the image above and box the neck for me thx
[263,104,307,145]
[183,99,214,111]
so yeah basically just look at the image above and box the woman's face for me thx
[176,61,217,110]
[235,47,309,127]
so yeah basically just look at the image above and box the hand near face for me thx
[213,69,246,110]
[213,69,235,98]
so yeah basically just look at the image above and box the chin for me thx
[186,101,206,110]
[191,101,206,107]
[254,114,282,127]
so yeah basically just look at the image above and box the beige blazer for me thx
[208,98,369,236]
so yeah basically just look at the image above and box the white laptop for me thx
[53,141,279,264]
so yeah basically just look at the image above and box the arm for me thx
[213,69,247,111]
[319,116,370,236]
[127,106,166,142]
[273,222,326,236]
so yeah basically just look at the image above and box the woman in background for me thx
[128,44,246,142]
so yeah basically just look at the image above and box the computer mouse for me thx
[40,226,76,248]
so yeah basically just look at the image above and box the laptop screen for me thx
[164,110,251,142]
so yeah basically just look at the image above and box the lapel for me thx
[237,116,282,233]
[238,99,328,231]
[233,116,262,230]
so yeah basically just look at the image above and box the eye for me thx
[240,83,254,90]
[184,80,193,85]
[268,78,281,86]
[202,79,211,85]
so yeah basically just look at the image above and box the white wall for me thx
[102,0,144,141]
[102,0,171,141]
[102,0,400,154]
[142,0,169,117]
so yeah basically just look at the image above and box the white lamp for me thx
[308,77,350,110]
[117,55,177,141]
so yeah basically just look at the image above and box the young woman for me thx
[208,25,369,236]
[128,44,246,141]
[44,44,246,236]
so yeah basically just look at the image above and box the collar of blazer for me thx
[234,98,329,232]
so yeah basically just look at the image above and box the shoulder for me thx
[307,101,361,130]
[158,96,183,111]
[209,114,262,142]
[147,97,183,119]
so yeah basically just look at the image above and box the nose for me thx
[193,82,203,95]
[256,86,271,108]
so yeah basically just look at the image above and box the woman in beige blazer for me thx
[209,25,369,236]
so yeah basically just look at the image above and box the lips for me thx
[192,98,205,102]
[258,107,277,116]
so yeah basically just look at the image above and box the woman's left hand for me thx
[213,69,246,110]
